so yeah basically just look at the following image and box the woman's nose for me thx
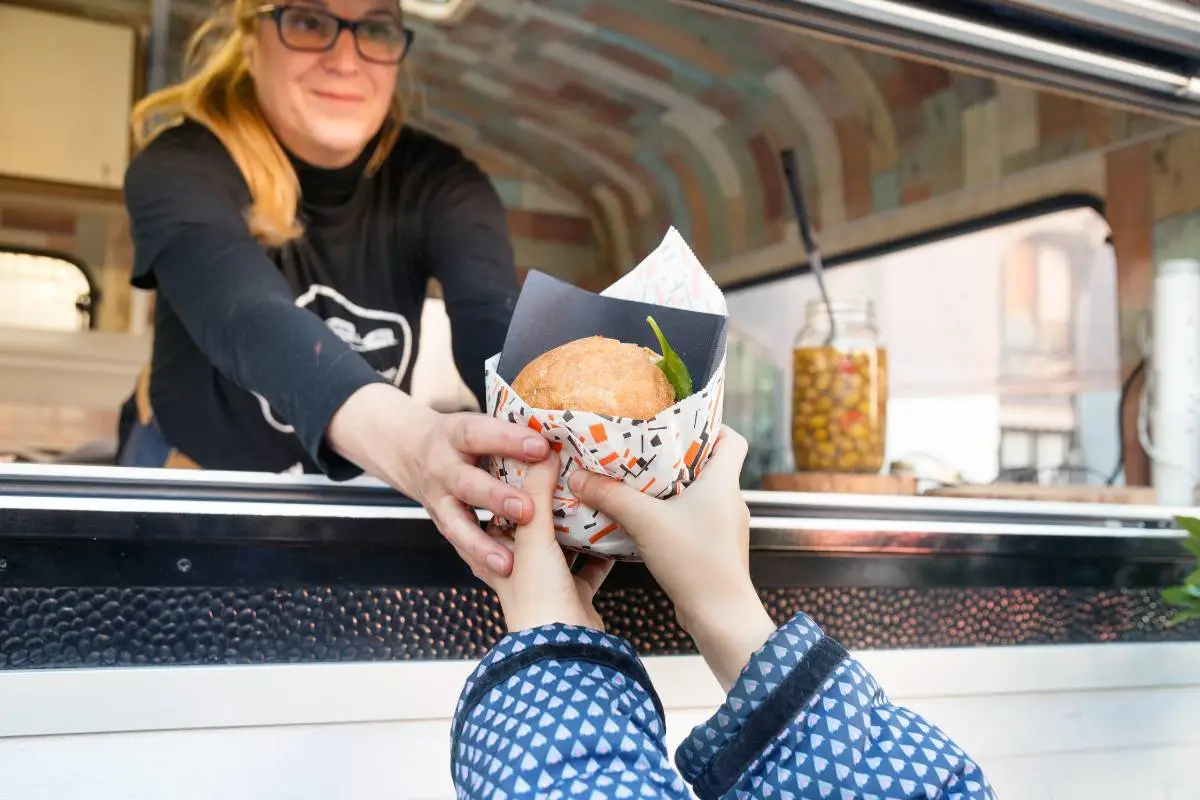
[322,29,360,71]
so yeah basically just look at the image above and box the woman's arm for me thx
[124,123,388,478]
[127,124,545,575]
[451,624,691,798]
[675,611,995,800]
[423,156,520,408]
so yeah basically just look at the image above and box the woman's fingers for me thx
[573,556,614,599]
[432,495,513,576]
[447,414,549,461]
[448,462,536,525]
[450,542,485,580]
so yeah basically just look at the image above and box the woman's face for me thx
[248,0,403,168]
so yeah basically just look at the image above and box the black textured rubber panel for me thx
[1,586,1195,669]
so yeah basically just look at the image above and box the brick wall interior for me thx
[2,0,1198,467]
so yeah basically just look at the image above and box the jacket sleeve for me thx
[451,625,691,798]
[124,123,387,478]
[674,613,995,800]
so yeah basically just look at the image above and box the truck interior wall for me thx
[2,0,1199,479]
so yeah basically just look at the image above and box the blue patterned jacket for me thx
[452,613,994,799]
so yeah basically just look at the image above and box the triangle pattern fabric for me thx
[453,624,684,798]
[452,616,995,799]
[674,613,995,800]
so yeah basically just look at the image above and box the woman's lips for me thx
[311,89,363,103]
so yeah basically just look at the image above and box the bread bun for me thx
[512,336,676,419]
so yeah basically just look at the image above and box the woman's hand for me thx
[469,452,613,633]
[568,426,775,690]
[328,383,550,578]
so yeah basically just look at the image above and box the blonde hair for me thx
[131,0,407,247]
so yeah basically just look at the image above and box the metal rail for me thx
[0,465,1191,589]
[0,464,1192,532]
[676,0,1200,122]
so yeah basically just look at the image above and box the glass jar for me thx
[791,298,888,473]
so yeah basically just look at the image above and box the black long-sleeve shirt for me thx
[122,120,518,478]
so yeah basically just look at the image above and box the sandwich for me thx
[512,317,693,419]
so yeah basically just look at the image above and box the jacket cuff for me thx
[675,613,850,796]
[451,625,665,749]
[307,371,391,481]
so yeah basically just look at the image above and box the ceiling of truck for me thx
[28,0,1182,282]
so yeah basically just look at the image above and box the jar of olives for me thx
[791,298,888,473]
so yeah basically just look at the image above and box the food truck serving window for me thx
[723,200,1121,488]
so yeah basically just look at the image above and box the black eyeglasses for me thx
[256,4,415,65]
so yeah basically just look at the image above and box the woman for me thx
[453,428,995,799]
[116,0,548,577]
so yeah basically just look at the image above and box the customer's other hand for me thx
[569,426,774,690]
[469,452,613,633]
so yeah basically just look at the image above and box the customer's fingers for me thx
[447,462,535,526]
[567,469,657,537]
[433,496,512,577]
[694,426,749,488]
[514,453,562,553]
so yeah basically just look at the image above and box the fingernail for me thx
[486,554,506,574]
[503,498,524,519]
[524,438,548,458]
[568,471,586,492]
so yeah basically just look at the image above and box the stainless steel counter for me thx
[0,464,1195,667]
[0,463,1190,589]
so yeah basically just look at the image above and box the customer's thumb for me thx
[568,469,655,531]
[697,426,749,487]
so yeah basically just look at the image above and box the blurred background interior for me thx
[1,0,1198,493]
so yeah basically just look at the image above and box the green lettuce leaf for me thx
[646,316,693,401]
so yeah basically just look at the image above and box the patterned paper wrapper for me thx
[485,228,728,560]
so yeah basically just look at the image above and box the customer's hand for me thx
[569,426,774,690]
[328,384,550,578]
[469,452,613,633]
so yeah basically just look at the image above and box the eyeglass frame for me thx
[254,4,416,65]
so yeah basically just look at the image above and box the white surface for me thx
[0,328,150,409]
[886,395,1002,483]
[409,298,479,412]
[1148,259,1200,505]
[0,253,93,332]
[739,488,1200,522]
[1,643,1197,799]
[0,6,134,188]
[6,461,1195,523]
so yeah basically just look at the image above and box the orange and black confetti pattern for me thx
[485,355,725,560]
[484,228,727,560]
